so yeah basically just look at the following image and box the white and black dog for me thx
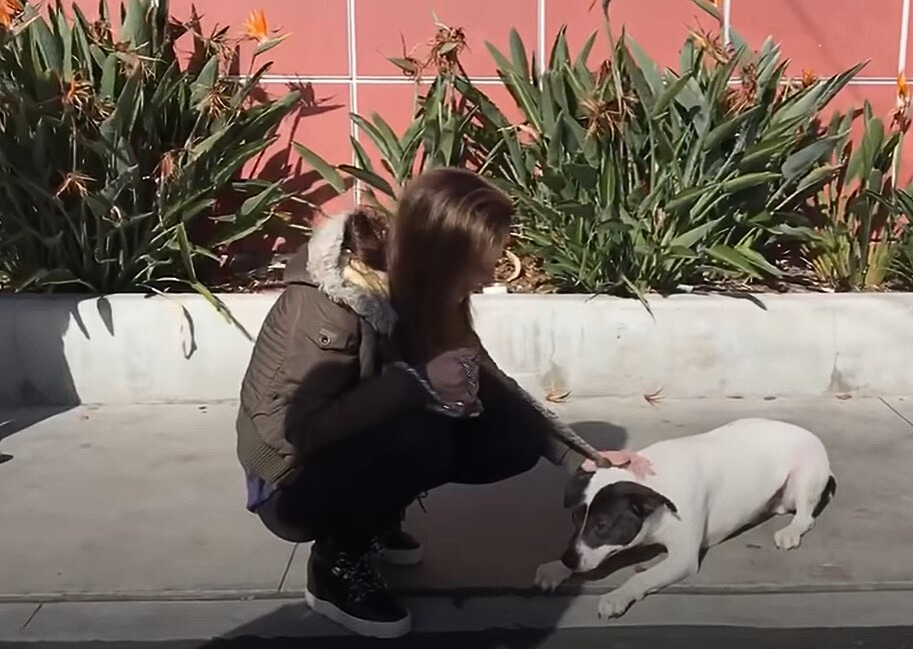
[535,418,836,619]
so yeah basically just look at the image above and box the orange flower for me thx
[0,0,24,29]
[897,71,909,106]
[243,9,270,43]
[800,68,818,88]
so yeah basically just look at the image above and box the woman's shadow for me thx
[193,421,634,648]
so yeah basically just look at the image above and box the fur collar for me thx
[305,213,397,336]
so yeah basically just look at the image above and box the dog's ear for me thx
[564,469,593,509]
[615,482,678,517]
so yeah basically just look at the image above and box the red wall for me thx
[164,0,910,219]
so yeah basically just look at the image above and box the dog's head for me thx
[561,469,678,573]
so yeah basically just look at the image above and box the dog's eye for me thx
[593,520,611,536]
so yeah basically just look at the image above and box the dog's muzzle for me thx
[560,545,580,570]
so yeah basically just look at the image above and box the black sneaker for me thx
[305,543,412,638]
[378,527,424,566]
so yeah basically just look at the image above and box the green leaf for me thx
[703,107,760,151]
[651,73,691,117]
[32,15,63,70]
[567,164,599,191]
[352,113,398,163]
[847,117,885,181]
[292,143,347,195]
[174,224,198,282]
[796,164,840,194]
[722,172,781,193]
[706,245,766,278]
[338,165,397,199]
[669,217,726,248]
[781,136,841,181]
[110,70,144,135]
[666,185,715,212]
[121,0,152,51]
[625,35,663,97]
[739,134,797,170]
[99,53,119,97]
[509,28,531,78]
[388,57,420,76]
[254,36,286,56]
[191,57,220,104]
[371,113,405,161]
[350,136,376,173]
[485,41,514,74]
[691,0,721,19]
[574,31,598,70]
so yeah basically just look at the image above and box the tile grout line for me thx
[879,397,913,430]
[244,74,903,85]
[722,0,732,47]
[277,544,299,593]
[900,0,910,79]
[347,0,360,207]
[537,0,546,75]
[19,602,42,631]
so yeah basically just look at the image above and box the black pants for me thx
[257,374,547,552]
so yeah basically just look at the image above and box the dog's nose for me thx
[560,545,579,570]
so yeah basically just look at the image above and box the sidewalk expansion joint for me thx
[277,544,299,593]
[3,582,913,605]
[19,603,42,631]
[880,397,913,431]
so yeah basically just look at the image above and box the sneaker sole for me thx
[304,590,412,639]
[380,546,424,567]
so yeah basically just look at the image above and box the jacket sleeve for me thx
[473,338,593,473]
[282,294,427,455]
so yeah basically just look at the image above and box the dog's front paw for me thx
[774,526,803,551]
[535,561,572,592]
[597,590,636,620]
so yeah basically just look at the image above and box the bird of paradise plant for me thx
[0,0,300,307]
[242,8,288,57]
[795,73,913,291]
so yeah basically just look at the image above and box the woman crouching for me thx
[236,168,641,638]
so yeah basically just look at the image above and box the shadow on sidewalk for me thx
[193,421,630,647]
[180,625,913,649]
[0,407,74,457]
[0,295,85,463]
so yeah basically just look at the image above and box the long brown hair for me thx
[388,168,513,363]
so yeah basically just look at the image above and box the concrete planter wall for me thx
[1,292,912,406]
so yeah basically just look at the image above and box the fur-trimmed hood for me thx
[283,212,397,336]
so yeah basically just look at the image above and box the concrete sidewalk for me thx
[2,396,913,640]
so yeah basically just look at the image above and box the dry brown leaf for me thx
[643,387,664,406]
[503,249,522,283]
[546,390,572,404]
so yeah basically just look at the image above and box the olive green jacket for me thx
[236,212,597,487]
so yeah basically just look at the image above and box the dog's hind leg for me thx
[774,461,831,551]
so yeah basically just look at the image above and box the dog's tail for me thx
[813,475,837,518]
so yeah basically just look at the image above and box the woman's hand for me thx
[581,450,654,480]
[424,348,480,406]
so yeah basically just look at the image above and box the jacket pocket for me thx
[307,325,357,352]
[299,298,360,353]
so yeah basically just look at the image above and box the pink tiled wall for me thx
[171,0,912,218]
